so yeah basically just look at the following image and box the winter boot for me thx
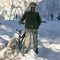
[34,48,38,54]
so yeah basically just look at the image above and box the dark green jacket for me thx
[19,11,41,29]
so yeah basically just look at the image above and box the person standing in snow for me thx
[19,2,41,54]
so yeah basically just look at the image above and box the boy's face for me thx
[31,7,35,12]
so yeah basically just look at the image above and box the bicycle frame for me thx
[16,29,25,51]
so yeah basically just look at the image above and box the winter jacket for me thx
[19,11,41,29]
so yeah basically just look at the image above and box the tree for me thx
[46,0,60,16]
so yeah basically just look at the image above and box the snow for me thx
[0,19,60,60]
[0,0,60,60]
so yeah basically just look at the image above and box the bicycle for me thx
[6,29,25,58]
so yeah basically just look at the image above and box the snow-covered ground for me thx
[0,20,60,60]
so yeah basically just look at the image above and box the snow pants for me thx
[24,29,38,50]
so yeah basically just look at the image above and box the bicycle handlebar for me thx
[22,21,47,24]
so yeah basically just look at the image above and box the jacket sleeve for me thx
[19,12,26,24]
[37,13,41,26]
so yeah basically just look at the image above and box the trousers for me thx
[24,29,38,49]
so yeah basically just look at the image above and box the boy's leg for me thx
[24,29,30,48]
[33,29,38,54]
[23,29,31,54]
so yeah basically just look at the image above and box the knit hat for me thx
[29,2,37,7]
